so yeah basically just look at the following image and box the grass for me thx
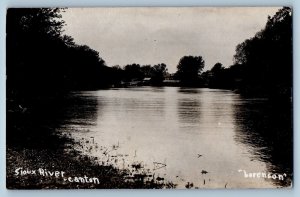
[6,138,171,189]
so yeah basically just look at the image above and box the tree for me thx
[150,63,168,85]
[6,8,66,95]
[7,8,109,95]
[209,63,225,88]
[175,56,205,86]
[211,63,224,73]
[7,8,112,152]
[233,7,292,98]
[140,65,152,78]
[66,44,107,89]
[110,65,124,85]
[123,64,143,81]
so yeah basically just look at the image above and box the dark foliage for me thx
[141,65,152,78]
[150,63,168,85]
[175,56,205,86]
[200,7,292,100]
[123,63,144,82]
[6,8,109,101]
[233,7,292,98]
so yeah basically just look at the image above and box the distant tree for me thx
[108,65,124,85]
[200,62,246,89]
[209,63,226,88]
[199,70,211,87]
[175,56,205,86]
[211,63,224,73]
[123,64,143,81]
[150,63,168,85]
[141,65,152,78]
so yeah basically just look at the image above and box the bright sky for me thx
[62,7,280,73]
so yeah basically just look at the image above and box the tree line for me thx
[109,63,168,86]
[202,7,292,99]
[7,8,108,98]
[7,7,292,100]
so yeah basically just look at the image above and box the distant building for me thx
[142,77,151,85]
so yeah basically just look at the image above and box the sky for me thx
[61,7,280,73]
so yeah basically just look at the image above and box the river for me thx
[57,87,292,188]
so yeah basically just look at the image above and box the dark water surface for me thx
[58,87,292,188]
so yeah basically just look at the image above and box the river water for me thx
[58,87,292,188]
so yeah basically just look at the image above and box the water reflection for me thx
[233,97,293,187]
[59,87,292,188]
[59,92,99,132]
[178,98,201,124]
[178,87,201,94]
[7,92,99,150]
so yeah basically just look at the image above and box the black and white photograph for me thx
[6,7,293,189]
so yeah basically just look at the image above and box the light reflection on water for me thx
[60,87,292,188]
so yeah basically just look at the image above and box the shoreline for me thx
[6,94,175,189]
[6,139,171,189]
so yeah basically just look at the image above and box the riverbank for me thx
[7,140,171,189]
[6,95,174,189]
